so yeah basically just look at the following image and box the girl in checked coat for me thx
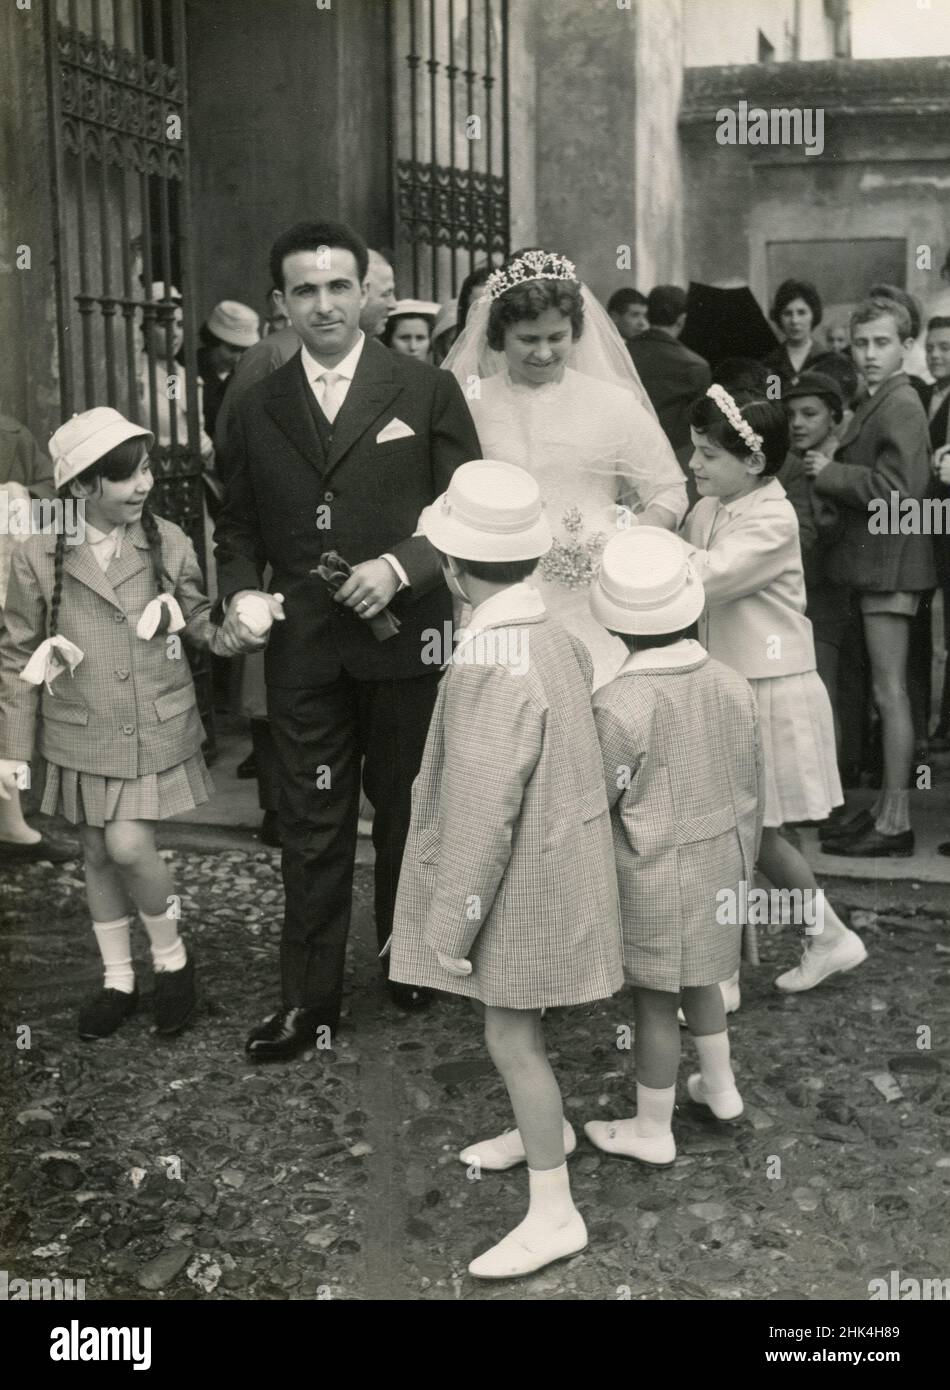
[389,460,623,1281]
[0,409,247,1042]
[583,528,763,1167]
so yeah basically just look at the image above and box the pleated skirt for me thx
[41,753,214,828]
[751,670,843,827]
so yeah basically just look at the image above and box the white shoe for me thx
[774,928,867,994]
[686,1072,744,1121]
[468,1210,587,1279]
[582,1118,676,1166]
[459,1118,576,1171]
[678,975,740,1027]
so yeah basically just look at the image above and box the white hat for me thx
[149,281,182,302]
[206,300,260,347]
[388,299,440,321]
[590,528,705,635]
[419,460,553,562]
[50,409,154,491]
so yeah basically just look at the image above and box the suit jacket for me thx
[0,415,56,500]
[213,338,481,686]
[922,381,950,453]
[593,644,762,989]
[922,382,950,585]
[389,590,624,1009]
[682,478,817,678]
[0,518,212,777]
[814,373,936,592]
[213,325,301,474]
[629,328,711,463]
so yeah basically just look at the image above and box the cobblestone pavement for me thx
[2,848,949,1302]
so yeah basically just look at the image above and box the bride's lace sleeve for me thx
[616,398,689,528]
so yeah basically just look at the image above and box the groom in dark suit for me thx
[214,221,481,1059]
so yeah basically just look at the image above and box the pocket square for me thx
[376,418,415,444]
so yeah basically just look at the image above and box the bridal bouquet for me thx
[537,505,607,590]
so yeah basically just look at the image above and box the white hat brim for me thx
[420,500,552,562]
[53,421,155,492]
[589,570,706,635]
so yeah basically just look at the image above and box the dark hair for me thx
[607,288,647,316]
[380,313,434,349]
[454,556,539,584]
[457,264,492,331]
[50,438,170,639]
[869,284,921,340]
[770,278,823,330]
[610,621,699,652]
[712,357,772,395]
[647,285,688,327]
[487,278,584,352]
[851,295,913,340]
[783,372,845,424]
[688,390,788,475]
[928,316,950,333]
[268,221,368,292]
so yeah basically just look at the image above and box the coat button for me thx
[122,724,135,735]
[324,491,334,502]
[113,611,126,623]
[115,668,130,680]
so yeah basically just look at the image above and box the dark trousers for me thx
[266,670,442,1024]
[250,718,281,813]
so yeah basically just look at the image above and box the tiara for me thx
[706,384,764,459]
[486,251,578,302]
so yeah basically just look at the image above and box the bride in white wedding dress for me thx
[445,251,688,685]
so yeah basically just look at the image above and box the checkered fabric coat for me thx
[0,517,213,778]
[593,650,764,992]
[389,605,624,1009]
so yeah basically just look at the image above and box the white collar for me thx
[84,519,126,547]
[718,476,785,518]
[617,637,707,675]
[464,582,546,635]
[301,332,365,385]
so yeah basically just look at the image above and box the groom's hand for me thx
[334,558,399,621]
[217,590,270,654]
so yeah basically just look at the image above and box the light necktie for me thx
[318,370,344,424]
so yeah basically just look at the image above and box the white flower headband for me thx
[706,384,764,463]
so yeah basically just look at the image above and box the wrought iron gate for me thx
[45,0,214,745]
[393,0,511,302]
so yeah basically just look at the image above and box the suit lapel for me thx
[324,339,401,477]
[837,375,903,450]
[62,540,127,612]
[105,524,149,593]
[263,352,328,475]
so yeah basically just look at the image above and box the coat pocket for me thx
[415,824,441,864]
[42,698,89,726]
[154,684,198,722]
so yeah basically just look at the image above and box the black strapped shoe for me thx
[153,957,197,1036]
[78,985,139,1040]
[245,1006,330,1061]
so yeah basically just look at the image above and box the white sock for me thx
[92,916,135,994]
[694,1030,736,1095]
[526,1162,577,1227]
[140,909,187,973]
[875,789,910,836]
[811,896,850,948]
[633,1082,675,1137]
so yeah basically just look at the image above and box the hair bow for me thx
[136,593,186,640]
[19,636,85,694]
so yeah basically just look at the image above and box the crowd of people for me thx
[1,222,949,1281]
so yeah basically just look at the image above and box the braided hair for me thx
[50,438,169,639]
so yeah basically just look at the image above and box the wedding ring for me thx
[358,600,369,611]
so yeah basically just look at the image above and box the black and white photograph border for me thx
[1,0,949,1339]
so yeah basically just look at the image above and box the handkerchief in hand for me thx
[375,418,415,444]
[19,635,84,694]
[136,593,186,640]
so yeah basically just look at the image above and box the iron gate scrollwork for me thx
[394,0,511,302]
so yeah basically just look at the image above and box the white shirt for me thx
[84,520,126,571]
[299,333,408,591]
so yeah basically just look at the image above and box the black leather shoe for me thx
[938,842,950,858]
[0,833,78,865]
[153,957,197,1036]
[236,751,258,780]
[259,811,282,848]
[78,985,138,1039]
[387,981,433,1012]
[819,807,872,844]
[245,1006,330,1061]
[827,825,914,858]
